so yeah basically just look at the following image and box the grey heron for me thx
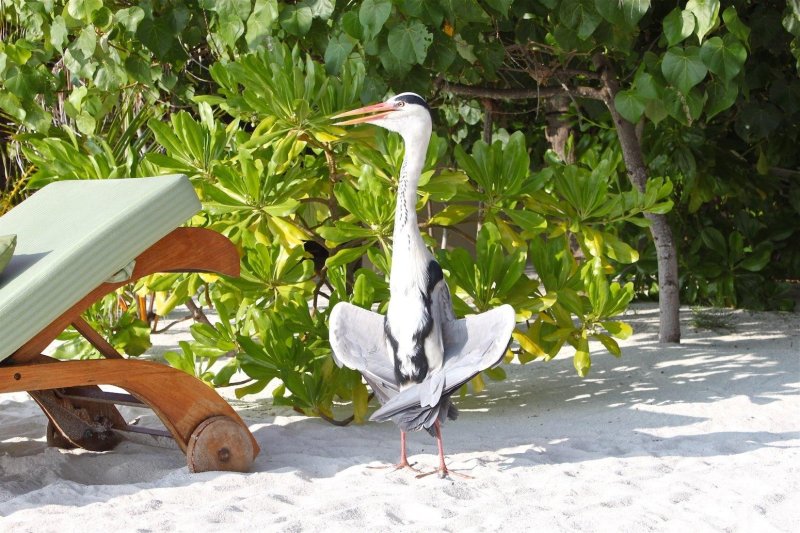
[328,93,516,478]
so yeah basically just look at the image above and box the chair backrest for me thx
[0,175,200,362]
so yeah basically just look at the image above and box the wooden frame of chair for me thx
[0,227,259,473]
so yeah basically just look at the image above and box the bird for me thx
[328,92,516,478]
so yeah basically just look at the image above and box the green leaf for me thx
[279,2,313,36]
[308,0,335,20]
[705,77,738,118]
[700,35,746,81]
[387,20,433,65]
[50,16,68,51]
[76,112,96,135]
[439,0,489,25]
[513,330,546,358]
[685,0,720,44]
[378,45,412,77]
[325,33,356,75]
[352,271,376,307]
[728,231,744,263]
[560,0,602,41]
[136,17,176,59]
[593,333,621,357]
[722,6,750,44]
[245,0,278,47]
[165,343,198,376]
[614,89,646,123]
[236,380,271,398]
[215,18,245,50]
[619,0,650,26]
[661,46,708,94]
[326,245,369,269]
[601,321,633,339]
[555,288,584,316]
[115,7,145,32]
[342,11,363,40]
[685,87,707,121]
[634,71,660,100]
[359,0,392,41]
[92,7,113,28]
[75,25,97,57]
[352,380,369,424]
[484,0,513,17]
[586,258,608,315]
[644,98,668,124]
[663,8,695,47]
[505,209,547,234]
[573,336,591,377]
[604,233,640,263]
[0,92,25,122]
[67,0,102,22]
[428,204,477,226]
[700,227,727,257]
[738,242,773,272]
[594,1,625,26]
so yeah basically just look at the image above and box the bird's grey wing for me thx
[370,304,516,423]
[432,276,456,324]
[329,302,398,403]
[440,303,516,389]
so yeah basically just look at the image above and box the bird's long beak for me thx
[332,102,395,125]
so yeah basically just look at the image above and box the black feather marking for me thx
[384,315,399,356]
[395,93,433,123]
[425,259,444,300]
[396,93,430,111]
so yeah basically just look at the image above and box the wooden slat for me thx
[71,317,124,359]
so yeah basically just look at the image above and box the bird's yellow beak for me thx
[332,102,396,126]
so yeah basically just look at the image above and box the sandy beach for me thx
[1,303,798,532]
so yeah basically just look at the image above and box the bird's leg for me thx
[393,430,419,471]
[416,421,472,480]
[434,421,448,477]
[370,430,418,472]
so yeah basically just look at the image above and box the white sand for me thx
[1,304,798,532]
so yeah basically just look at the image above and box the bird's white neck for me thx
[393,130,429,242]
[390,129,431,290]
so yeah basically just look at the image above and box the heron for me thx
[328,92,515,478]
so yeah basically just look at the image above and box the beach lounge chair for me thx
[0,175,258,473]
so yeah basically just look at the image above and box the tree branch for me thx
[435,78,604,102]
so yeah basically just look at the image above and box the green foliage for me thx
[53,291,151,360]
[1,1,796,424]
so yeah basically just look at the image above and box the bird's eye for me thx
[396,101,405,107]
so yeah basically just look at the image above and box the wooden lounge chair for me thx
[0,175,258,473]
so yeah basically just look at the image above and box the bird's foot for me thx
[415,465,473,480]
[367,459,421,474]
[393,459,422,473]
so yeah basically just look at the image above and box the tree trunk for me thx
[595,56,681,343]
[544,96,575,164]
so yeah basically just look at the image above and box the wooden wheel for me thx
[187,416,256,473]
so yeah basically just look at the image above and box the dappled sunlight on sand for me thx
[1,303,798,531]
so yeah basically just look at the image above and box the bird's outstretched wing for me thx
[370,304,516,423]
[329,302,399,403]
[432,275,457,324]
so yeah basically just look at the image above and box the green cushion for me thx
[0,175,200,362]
[0,234,15,276]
